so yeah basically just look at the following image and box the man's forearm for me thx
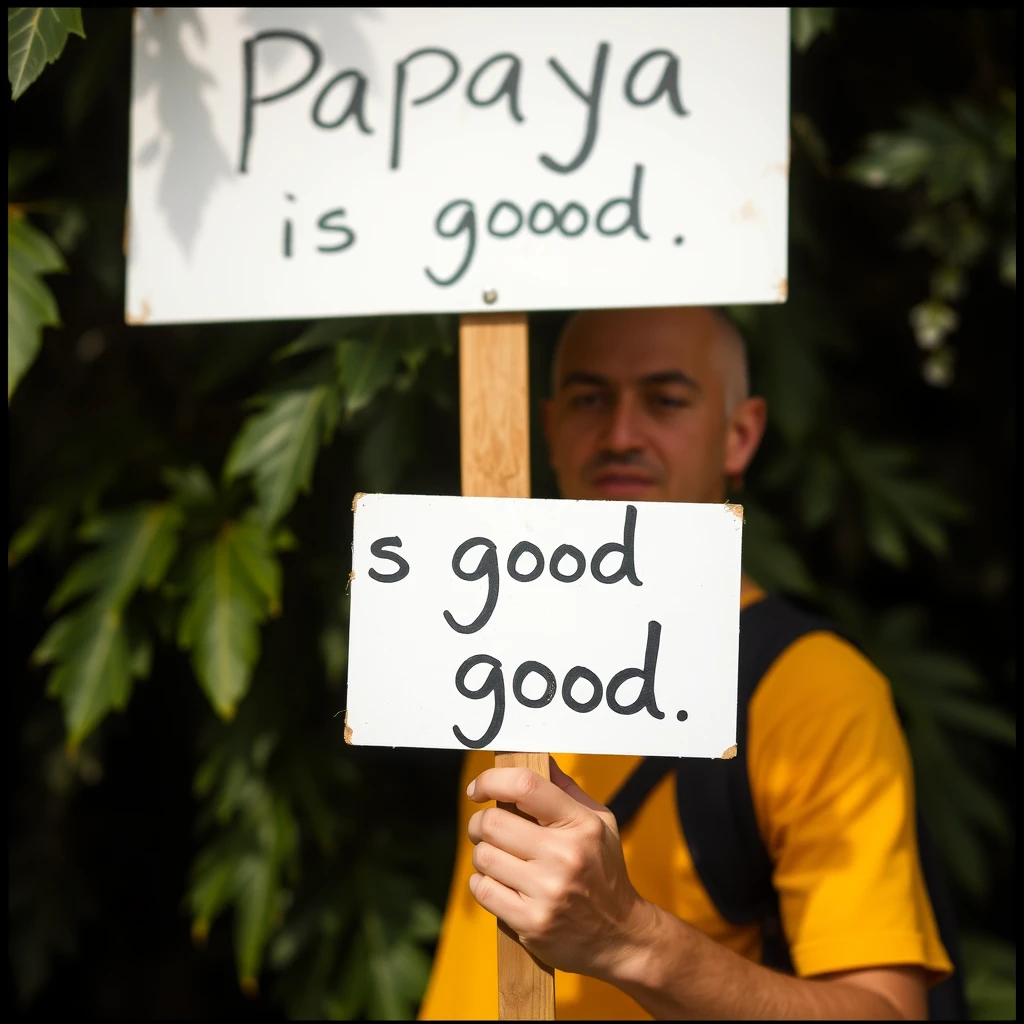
[606,900,913,1020]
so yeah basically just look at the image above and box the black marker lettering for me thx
[316,209,356,252]
[624,49,688,115]
[549,544,586,582]
[528,201,559,235]
[596,164,650,240]
[241,31,322,174]
[541,42,609,174]
[282,192,296,258]
[558,201,589,238]
[444,536,499,633]
[368,536,410,582]
[391,48,460,171]
[507,541,544,582]
[453,654,505,748]
[591,504,643,585]
[426,199,476,287]
[562,666,603,713]
[312,69,374,133]
[606,620,665,719]
[487,200,523,239]
[513,660,557,709]
[466,52,525,123]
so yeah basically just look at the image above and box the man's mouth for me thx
[590,472,658,498]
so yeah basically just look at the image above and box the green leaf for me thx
[962,932,1017,1021]
[863,493,909,568]
[8,211,66,402]
[1000,240,1015,288]
[741,501,816,598]
[177,517,282,719]
[839,435,964,567]
[8,505,57,566]
[319,624,347,688]
[40,599,131,750]
[799,454,841,530]
[355,393,417,492]
[188,828,251,940]
[791,7,835,53]
[847,131,933,190]
[273,318,371,361]
[225,364,341,529]
[8,148,53,194]
[234,853,281,992]
[337,333,402,417]
[925,696,1015,746]
[31,504,182,748]
[791,112,830,176]
[48,505,183,612]
[162,464,218,511]
[8,8,85,99]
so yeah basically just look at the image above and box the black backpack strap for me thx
[606,756,676,829]
[610,594,970,1018]
[675,596,833,923]
[609,594,833,968]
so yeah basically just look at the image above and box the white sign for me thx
[126,7,790,325]
[346,494,743,758]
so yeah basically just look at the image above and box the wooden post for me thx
[459,312,556,1021]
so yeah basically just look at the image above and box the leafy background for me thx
[7,7,1016,1020]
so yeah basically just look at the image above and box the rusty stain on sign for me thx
[775,277,788,301]
[126,299,152,325]
[720,744,738,760]
[351,491,366,512]
[344,710,353,744]
[725,502,744,522]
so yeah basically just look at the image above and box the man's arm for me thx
[466,762,928,1021]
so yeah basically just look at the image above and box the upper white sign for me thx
[346,494,743,759]
[126,7,790,325]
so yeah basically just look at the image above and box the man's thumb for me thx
[549,757,609,815]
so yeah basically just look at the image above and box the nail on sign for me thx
[126,7,789,324]
[346,494,743,759]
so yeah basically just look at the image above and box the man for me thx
[419,306,952,1020]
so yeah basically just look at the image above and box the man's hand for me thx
[466,758,651,980]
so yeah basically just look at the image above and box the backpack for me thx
[607,593,969,1021]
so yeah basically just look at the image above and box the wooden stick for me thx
[459,312,556,1021]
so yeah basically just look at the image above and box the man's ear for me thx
[724,396,767,477]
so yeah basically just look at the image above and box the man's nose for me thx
[602,396,644,452]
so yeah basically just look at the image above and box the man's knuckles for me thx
[478,806,505,839]
[553,840,588,878]
[472,841,499,874]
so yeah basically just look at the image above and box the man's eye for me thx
[650,394,689,409]
[569,392,605,409]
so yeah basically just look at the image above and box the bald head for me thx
[542,305,765,504]
[552,307,750,415]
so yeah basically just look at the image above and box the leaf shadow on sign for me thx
[238,7,381,81]
[132,7,382,264]
[132,8,234,262]
[235,7,383,173]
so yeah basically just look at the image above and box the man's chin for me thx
[583,480,662,501]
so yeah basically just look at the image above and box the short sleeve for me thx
[747,631,953,982]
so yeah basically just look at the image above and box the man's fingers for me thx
[471,841,539,897]
[468,806,545,859]
[468,871,529,932]
[468,767,582,826]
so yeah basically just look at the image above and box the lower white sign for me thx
[346,493,743,758]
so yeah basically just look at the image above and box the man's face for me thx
[543,307,744,504]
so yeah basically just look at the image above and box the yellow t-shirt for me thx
[419,590,953,1020]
